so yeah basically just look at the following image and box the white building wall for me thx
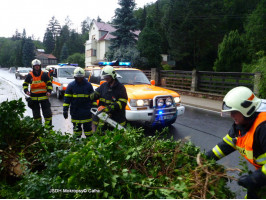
[85,22,100,66]
[99,41,106,61]
[85,21,113,66]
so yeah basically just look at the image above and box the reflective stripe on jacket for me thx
[63,79,94,120]
[29,71,47,94]
[91,80,128,124]
[236,112,266,169]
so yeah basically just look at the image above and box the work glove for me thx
[97,106,106,112]
[238,175,255,190]
[238,169,266,190]
[63,111,68,119]
[97,105,113,114]
[104,104,115,113]
[103,107,111,113]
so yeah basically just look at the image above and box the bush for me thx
[162,64,173,70]
[0,99,46,179]
[1,100,235,199]
[242,51,266,98]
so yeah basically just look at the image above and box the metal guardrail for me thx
[197,71,254,94]
[143,69,256,95]
[160,70,192,90]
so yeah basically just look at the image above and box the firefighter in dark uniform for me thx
[90,65,128,131]
[63,67,94,138]
[23,59,53,126]
[206,86,266,199]
[46,66,54,81]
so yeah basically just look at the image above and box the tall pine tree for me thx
[22,38,35,67]
[110,0,138,49]
[60,43,69,62]
[47,16,61,39]
[137,17,162,69]
[107,0,139,61]
[43,28,55,54]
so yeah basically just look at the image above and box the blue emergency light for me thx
[58,63,78,66]
[98,61,131,66]
[119,62,131,66]
[99,62,112,66]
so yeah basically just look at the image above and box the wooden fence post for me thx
[151,68,159,86]
[191,69,198,92]
[254,72,261,96]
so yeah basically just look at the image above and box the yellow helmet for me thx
[102,65,116,79]
[74,67,85,77]
[222,86,261,117]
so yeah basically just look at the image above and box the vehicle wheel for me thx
[56,88,62,99]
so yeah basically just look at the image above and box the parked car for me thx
[85,62,185,127]
[48,64,77,99]
[15,68,31,79]
[9,67,16,73]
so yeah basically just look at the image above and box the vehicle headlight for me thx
[62,83,68,88]
[166,97,173,106]
[157,98,164,107]
[130,99,149,107]
[174,97,181,103]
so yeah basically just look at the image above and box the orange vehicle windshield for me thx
[115,70,150,85]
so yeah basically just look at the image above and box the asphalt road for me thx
[0,68,250,198]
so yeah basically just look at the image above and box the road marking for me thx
[182,103,221,114]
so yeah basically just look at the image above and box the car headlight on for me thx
[137,100,144,107]
[174,97,181,103]
[62,83,68,88]
[130,99,150,107]
[157,98,164,107]
[165,97,173,106]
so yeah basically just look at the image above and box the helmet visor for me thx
[222,102,232,111]
[102,70,111,78]
[221,102,234,117]
[74,74,84,77]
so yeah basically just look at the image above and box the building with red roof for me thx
[36,53,57,68]
[85,19,140,66]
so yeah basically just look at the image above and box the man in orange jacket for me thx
[206,86,266,198]
[23,59,53,126]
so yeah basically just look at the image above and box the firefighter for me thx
[90,65,128,131]
[63,67,94,138]
[23,59,53,126]
[206,86,266,199]
[45,66,54,81]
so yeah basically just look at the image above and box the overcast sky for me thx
[0,0,156,40]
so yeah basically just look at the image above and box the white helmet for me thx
[102,65,116,79]
[31,59,41,67]
[46,66,51,71]
[74,67,85,77]
[222,86,262,117]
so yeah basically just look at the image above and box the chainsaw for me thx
[90,107,126,131]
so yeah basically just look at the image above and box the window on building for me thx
[92,49,97,57]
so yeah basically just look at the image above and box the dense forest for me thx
[0,16,90,68]
[0,0,265,73]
